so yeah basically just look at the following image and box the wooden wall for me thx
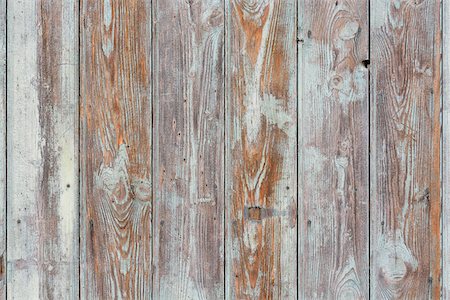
[1,0,447,299]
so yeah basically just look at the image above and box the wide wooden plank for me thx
[225,0,297,298]
[370,1,441,299]
[0,0,5,297]
[6,0,79,298]
[152,0,225,298]
[80,0,152,298]
[298,0,369,298]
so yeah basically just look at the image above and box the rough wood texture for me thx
[152,0,225,298]
[444,1,450,298]
[7,0,79,298]
[0,0,5,297]
[370,1,441,299]
[225,0,297,298]
[298,0,369,298]
[80,0,152,298]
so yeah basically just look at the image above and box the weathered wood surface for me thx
[370,1,441,299]
[444,1,450,299]
[298,0,369,298]
[2,0,448,299]
[7,0,79,298]
[0,0,5,297]
[225,0,297,298]
[80,0,152,298]
[152,0,225,298]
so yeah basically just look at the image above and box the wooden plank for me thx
[225,0,297,298]
[370,1,441,298]
[0,0,5,297]
[298,0,369,298]
[443,0,450,298]
[6,0,79,298]
[80,0,152,298]
[152,0,224,298]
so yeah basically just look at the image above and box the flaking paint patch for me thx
[375,229,418,282]
[334,257,363,300]
[261,95,294,137]
[329,66,366,112]
[335,156,349,198]
[240,1,273,143]
[103,0,112,28]
[95,144,129,205]
[304,147,327,187]
[339,21,359,40]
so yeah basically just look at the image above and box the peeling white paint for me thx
[375,230,418,281]
[261,95,294,137]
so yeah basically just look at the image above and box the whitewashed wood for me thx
[370,1,441,299]
[6,1,79,298]
[225,0,297,298]
[152,0,225,298]
[0,0,5,297]
[298,0,369,298]
[80,0,152,298]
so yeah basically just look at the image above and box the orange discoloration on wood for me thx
[227,0,296,298]
[370,1,441,298]
[81,0,152,298]
[234,3,270,66]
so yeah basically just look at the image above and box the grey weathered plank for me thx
[298,0,369,298]
[80,0,152,298]
[0,0,5,297]
[370,1,441,298]
[6,0,79,298]
[225,0,297,298]
[152,0,225,298]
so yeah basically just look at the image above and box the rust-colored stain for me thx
[2,0,445,299]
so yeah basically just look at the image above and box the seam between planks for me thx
[440,0,443,298]
[151,0,155,298]
[368,0,371,298]
[4,0,6,297]
[78,0,81,298]
[223,0,226,298]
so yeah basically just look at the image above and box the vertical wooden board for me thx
[152,0,224,298]
[370,0,441,299]
[80,0,152,298]
[225,0,297,298]
[6,0,79,298]
[0,0,5,296]
[298,0,369,298]
[444,0,450,298]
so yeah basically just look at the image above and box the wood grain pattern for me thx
[152,0,225,298]
[225,0,297,298]
[298,0,369,298]
[444,1,450,298]
[7,0,79,298]
[0,0,5,297]
[370,1,441,299]
[80,0,152,298]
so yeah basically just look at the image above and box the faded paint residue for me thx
[95,144,129,205]
[375,230,418,283]
[261,95,294,137]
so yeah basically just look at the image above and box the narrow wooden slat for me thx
[298,0,369,298]
[370,1,441,298]
[6,0,79,298]
[225,0,297,298]
[0,0,5,296]
[152,1,225,298]
[80,0,152,298]
[443,0,450,298]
